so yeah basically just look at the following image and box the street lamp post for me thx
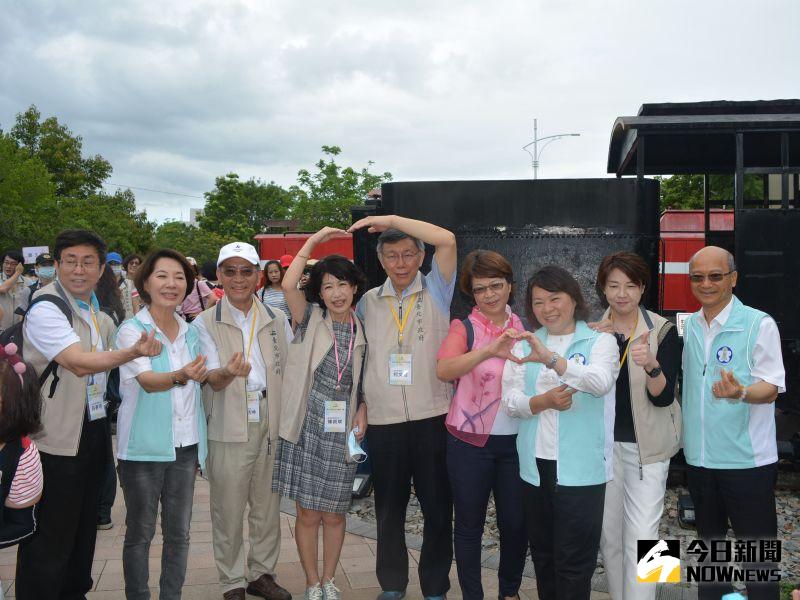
[522,118,580,179]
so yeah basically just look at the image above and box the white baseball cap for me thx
[217,242,260,266]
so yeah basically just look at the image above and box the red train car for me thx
[659,209,734,313]
[253,232,354,263]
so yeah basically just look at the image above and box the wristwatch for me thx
[645,365,662,378]
[172,376,187,387]
[547,352,560,369]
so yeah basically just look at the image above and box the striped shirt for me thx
[259,286,290,317]
[7,440,43,506]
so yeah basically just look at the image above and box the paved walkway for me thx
[0,474,614,599]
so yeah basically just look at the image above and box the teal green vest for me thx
[117,318,208,468]
[516,321,613,486]
[682,296,769,469]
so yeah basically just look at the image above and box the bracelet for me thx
[738,385,748,402]
[547,352,559,369]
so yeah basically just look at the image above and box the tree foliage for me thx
[658,174,765,211]
[153,221,230,266]
[290,145,391,230]
[9,105,112,198]
[198,173,294,240]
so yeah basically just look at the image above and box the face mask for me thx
[348,427,367,463]
[111,265,122,277]
[37,266,56,280]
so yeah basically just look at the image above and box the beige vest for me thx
[0,278,27,330]
[198,297,289,443]
[279,305,366,458]
[24,282,115,456]
[603,306,682,465]
[360,273,452,425]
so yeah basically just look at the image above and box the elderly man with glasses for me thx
[682,246,785,600]
[349,215,457,600]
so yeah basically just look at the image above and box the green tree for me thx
[9,104,112,198]
[54,189,155,256]
[154,221,230,266]
[291,145,391,230]
[198,173,294,239]
[658,174,764,211]
[0,133,58,251]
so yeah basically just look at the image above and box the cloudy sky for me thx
[2,1,798,223]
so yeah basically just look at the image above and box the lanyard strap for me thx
[387,293,417,345]
[333,314,355,389]
[89,307,101,352]
[245,300,258,362]
[615,311,638,369]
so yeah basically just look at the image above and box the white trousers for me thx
[600,441,670,600]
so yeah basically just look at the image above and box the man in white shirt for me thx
[682,246,785,600]
[16,229,161,600]
[193,242,293,600]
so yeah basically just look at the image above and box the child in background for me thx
[0,343,43,599]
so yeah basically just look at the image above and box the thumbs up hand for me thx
[630,332,657,370]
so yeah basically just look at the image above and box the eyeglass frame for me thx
[58,258,102,272]
[219,265,258,278]
[471,281,509,297]
[380,249,422,265]
[688,270,735,284]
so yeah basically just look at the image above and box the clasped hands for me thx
[485,329,554,365]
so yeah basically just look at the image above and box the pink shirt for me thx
[439,306,523,446]
[7,438,43,506]
[180,280,213,316]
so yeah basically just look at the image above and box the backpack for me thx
[0,438,38,549]
[0,293,73,398]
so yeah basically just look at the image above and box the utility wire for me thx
[106,182,204,199]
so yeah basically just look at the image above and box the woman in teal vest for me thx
[501,265,619,600]
[115,249,209,600]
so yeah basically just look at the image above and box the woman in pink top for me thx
[436,250,528,600]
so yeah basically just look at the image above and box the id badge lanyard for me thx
[324,314,354,432]
[245,301,261,423]
[387,293,417,386]
[86,307,106,421]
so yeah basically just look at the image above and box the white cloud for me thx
[1,0,798,223]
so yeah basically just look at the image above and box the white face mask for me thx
[37,266,56,280]
[347,427,367,463]
[111,265,122,277]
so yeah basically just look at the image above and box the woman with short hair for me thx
[502,265,619,600]
[594,251,682,600]
[437,250,528,600]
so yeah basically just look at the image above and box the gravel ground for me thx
[348,468,800,590]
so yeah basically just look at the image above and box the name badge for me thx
[247,391,261,423]
[324,400,346,433]
[389,352,413,386]
[86,382,106,422]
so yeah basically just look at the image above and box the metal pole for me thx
[533,118,539,180]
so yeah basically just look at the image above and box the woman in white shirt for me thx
[501,265,619,600]
[115,249,209,599]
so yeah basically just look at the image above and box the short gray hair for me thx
[376,228,425,256]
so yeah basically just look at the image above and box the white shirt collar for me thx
[380,271,423,299]
[702,296,735,330]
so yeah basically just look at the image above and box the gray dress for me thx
[272,304,357,513]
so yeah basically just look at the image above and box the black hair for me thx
[376,228,425,255]
[304,255,368,309]
[95,264,126,326]
[0,360,42,443]
[134,249,195,306]
[200,260,218,282]
[122,254,142,271]
[525,265,590,328]
[3,250,24,264]
[54,229,107,264]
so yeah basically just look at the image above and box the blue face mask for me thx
[348,427,367,463]
[37,266,56,280]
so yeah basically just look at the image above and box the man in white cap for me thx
[192,242,293,600]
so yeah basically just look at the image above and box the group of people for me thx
[0,212,786,600]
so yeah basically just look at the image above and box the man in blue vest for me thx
[682,246,785,600]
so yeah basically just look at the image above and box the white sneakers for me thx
[304,579,340,600]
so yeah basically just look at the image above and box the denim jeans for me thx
[118,445,198,600]
[447,433,528,600]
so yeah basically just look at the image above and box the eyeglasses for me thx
[60,259,100,271]
[3,259,19,266]
[688,271,734,284]
[221,266,257,278]
[472,281,507,296]
[381,250,421,265]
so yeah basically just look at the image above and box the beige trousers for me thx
[207,395,281,593]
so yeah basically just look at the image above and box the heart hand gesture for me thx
[516,332,552,365]
[486,329,521,362]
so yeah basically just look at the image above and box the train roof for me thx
[607,99,800,176]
